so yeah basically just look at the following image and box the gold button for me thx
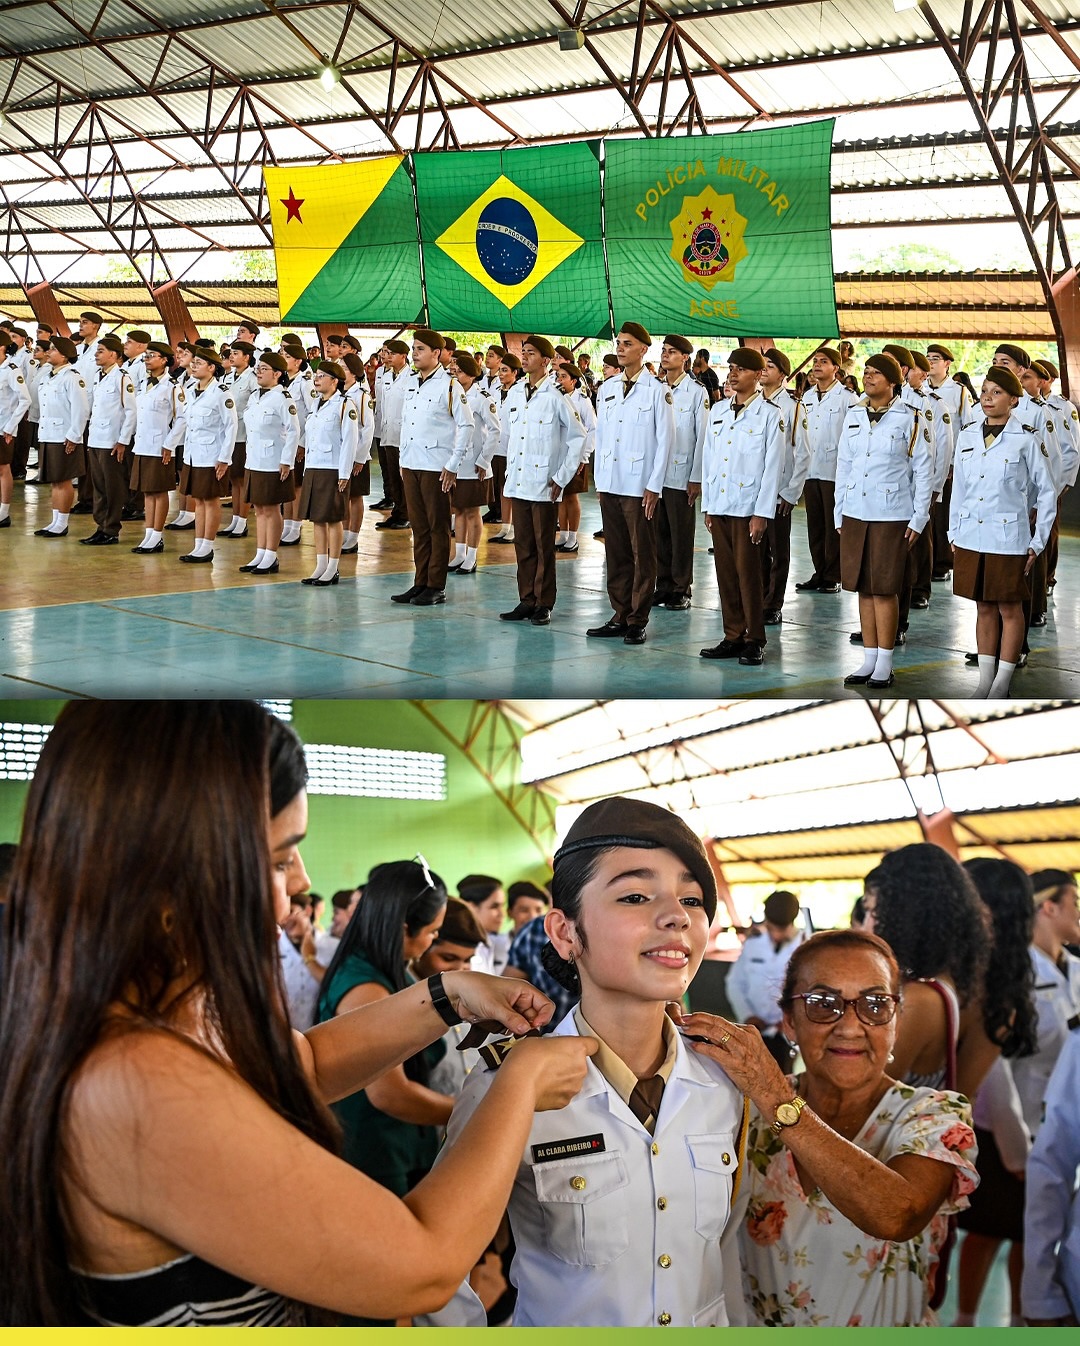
[658,1313,672,1326]
[570,1175,586,1191]
[722,1152,731,1165]
[658,1254,672,1269]
[657,1196,667,1210]
[651,1142,660,1156]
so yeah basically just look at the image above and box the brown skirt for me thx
[348,462,371,499]
[293,456,305,487]
[246,468,296,507]
[840,517,908,596]
[298,466,346,523]
[130,453,177,494]
[0,436,13,467]
[179,463,224,500]
[452,475,492,510]
[40,440,87,483]
[953,545,1030,604]
[230,441,247,484]
[562,461,589,497]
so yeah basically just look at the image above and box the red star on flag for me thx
[280,188,305,223]
[701,207,712,219]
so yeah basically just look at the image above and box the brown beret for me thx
[126,330,151,344]
[79,310,104,325]
[258,351,287,374]
[865,353,903,386]
[412,328,445,351]
[927,343,955,361]
[664,334,693,356]
[556,361,581,385]
[194,337,217,350]
[764,890,800,926]
[281,332,300,343]
[910,350,930,373]
[342,353,366,379]
[554,344,574,361]
[554,797,717,922]
[984,366,1023,398]
[324,333,346,344]
[764,347,791,377]
[51,336,78,361]
[146,341,173,358]
[98,335,124,356]
[230,340,256,358]
[442,336,457,352]
[523,334,555,359]
[236,321,260,336]
[318,361,346,384]
[1028,360,1052,381]
[815,346,842,365]
[487,344,506,358]
[500,353,522,371]
[1039,358,1058,379]
[995,343,1029,368]
[602,353,620,369]
[385,339,410,357]
[727,347,765,372]
[619,321,652,346]
[454,353,481,379]
[882,344,914,369]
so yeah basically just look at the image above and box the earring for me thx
[567,952,575,965]
[887,1052,895,1064]
[789,1043,799,1059]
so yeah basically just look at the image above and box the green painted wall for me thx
[0,700,556,902]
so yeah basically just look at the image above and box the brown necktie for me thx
[623,377,634,400]
[628,1074,665,1134]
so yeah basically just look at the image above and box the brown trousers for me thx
[1030,544,1049,622]
[655,486,696,599]
[1047,499,1061,584]
[761,509,792,611]
[382,443,407,522]
[402,467,451,590]
[803,477,840,585]
[490,455,506,514]
[12,418,32,475]
[599,492,657,628]
[910,520,933,603]
[87,444,131,536]
[511,498,558,609]
[932,475,954,574]
[711,514,766,644]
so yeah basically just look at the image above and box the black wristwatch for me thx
[428,973,463,1027]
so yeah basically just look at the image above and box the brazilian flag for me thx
[265,157,423,324]
[413,144,609,337]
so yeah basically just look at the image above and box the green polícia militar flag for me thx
[413,144,609,337]
[603,122,838,339]
[265,157,424,324]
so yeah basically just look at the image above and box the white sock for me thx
[192,536,212,557]
[140,527,152,545]
[555,530,567,546]
[565,530,578,546]
[174,510,195,525]
[453,542,466,563]
[503,525,514,541]
[308,553,327,580]
[975,654,997,697]
[51,511,70,532]
[851,646,878,677]
[343,530,358,548]
[462,545,478,570]
[953,1313,975,1327]
[233,517,248,535]
[988,660,1016,699]
[872,647,894,681]
[246,549,266,568]
[256,548,278,570]
[285,520,301,541]
[146,530,162,547]
[322,556,339,581]
[0,503,9,521]
[494,524,509,538]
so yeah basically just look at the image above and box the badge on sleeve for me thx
[665,391,673,404]
[348,407,357,420]
[16,375,23,384]
[1047,419,1055,433]
[78,379,86,388]
[225,398,235,408]
[779,417,786,432]
[289,403,297,415]
[490,403,497,414]
[1041,445,1049,457]
[925,408,933,419]
[923,429,931,441]
[943,412,951,423]
[178,391,186,403]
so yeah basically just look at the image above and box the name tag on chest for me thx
[532,1133,606,1164]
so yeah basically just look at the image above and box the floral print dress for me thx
[736,1080,979,1326]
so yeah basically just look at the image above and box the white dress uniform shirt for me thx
[789,379,858,497]
[1031,397,1066,492]
[11,343,30,378]
[948,414,1057,556]
[166,381,237,467]
[1021,1029,1080,1321]
[37,363,90,444]
[765,385,800,505]
[438,1011,745,1328]
[1011,945,1080,1138]
[697,392,783,519]
[75,338,100,386]
[833,396,933,533]
[0,357,31,437]
[447,383,500,479]
[132,376,180,459]
[87,365,137,449]
[593,369,676,497]
[225,365,258,443]
[569,386,596,465]
[285,370,315,447]
[726,928,806,1031]
[303,390,358,478]
[26,357,45,421]
[1047,391,1079,487]
[662,372,707,491]
[929,373,971,424]
[123,352,148,396]
[242,385,301,472]
[377,364,410,448]
[911,386,954,496]
[499,374,585,503]
[399,365,474,473]
[344,382,375,466]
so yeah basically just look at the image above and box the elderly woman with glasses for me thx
[673,928,978,1326]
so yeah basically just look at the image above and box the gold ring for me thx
[719,1031,732,1046]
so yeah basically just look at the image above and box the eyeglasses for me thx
[413,853,435,893]
[790,992,901,1026]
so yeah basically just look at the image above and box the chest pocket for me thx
[733,427,763,478]
[686,1133,736,1241]
[530,1151,630,1268]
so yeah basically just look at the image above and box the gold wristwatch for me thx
[772,1094,807,1135]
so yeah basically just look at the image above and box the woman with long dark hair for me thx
[0,701,593,1325]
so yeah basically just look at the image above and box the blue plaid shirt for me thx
[506,914,577,1031]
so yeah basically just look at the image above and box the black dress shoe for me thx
[662,597,692,611]
[164,519,196,531]
[895,629,907,646]
[239,560,260,572]
[500,602,535,621]
[372,497,393,511]
[794,576,821,591]
[71,501,94,515]
[80,529,104,544]
[411,587,445,605]
[965,651,979,665]
[555,541,579,553]
[844,670,873,686]
[34,526,68,538]
[454,564,476,575]
[817,582,841,594]
[447,561,463,572]
[653,591,674,606]
[83,533,118,545]
[120,505,143,520]
[586,619,629,638]
[310,572,340,586]
[131,540,164,554]
[252,561,279,575]
[216,525,245,538]
[932,571,951,582]
[911,596,930,609]
[376,518,410,530]
[1031,613,1047,627]
[624,626,647,645]
[391,584,423,603]
[593,530,605,540]
[738,641,764,665]
[0,517,10,528]
[279,534,301,546]
[867,672,896,689]
[1018,651,1028,668]
[763,608,782,624]
[489,534,516,545]
[341,543,359,555]
[700,639,745,659]
[530,606,551,625]
[482,509,501,524]
[850,631,864,645]
[179,550,213,563]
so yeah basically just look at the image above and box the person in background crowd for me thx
[725,889,806,1066]
[693,347,722,405]
[412,898,490,1099]
[507,880,550,933]
[457,875,509,975]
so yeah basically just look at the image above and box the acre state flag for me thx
[412,144,609,336]
[265,157,423,324]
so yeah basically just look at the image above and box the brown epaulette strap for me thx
[731,1094,752,1201]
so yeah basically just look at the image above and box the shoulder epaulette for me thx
[478,1036,519,1071]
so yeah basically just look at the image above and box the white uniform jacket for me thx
[569,387,596,465]
[447,384,500,480]
[377,365,411,448]
[500,374,585,503]
[344,383,375,466]
[726,928,807,1030]
[86,365,137,449]
[766,386,800,506]
[132,377,180,458]
[789,379,858,494]
[37,364,90,444]
[75,338,100,386]
[698,393,783,520]
[663,373,707,491]
[1047,392,1079,487]
[399,365,473,473]
[166,381,237,468]
[834,396,932,533]
[948,414,1057,556]
[593,369,675,497]
[225,366,258,442]
[1010,945,1080,1139]
[285,370,315,448]
[303,391,358,478]
[913,387,955,496]
[928,375,972,485]
[26,358,46,421]
[0,357,31,437]
[242,386,301,472]
[442,1013,746,1328]
[123,353,148,397]
[1033,397,1065,492]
